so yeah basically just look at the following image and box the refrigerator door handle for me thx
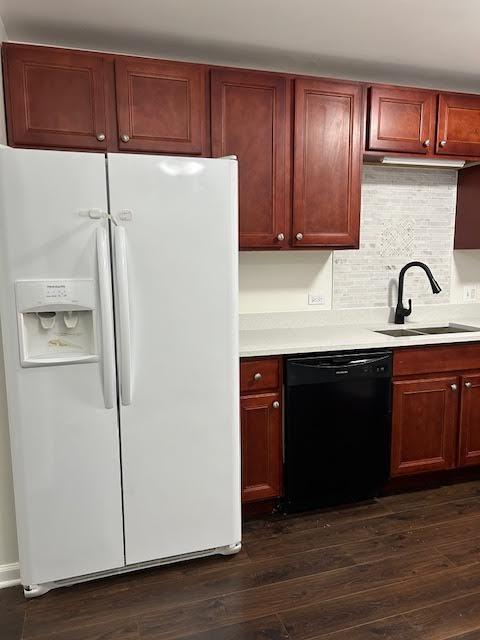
[96,226,116,409]
[114,225,133,406]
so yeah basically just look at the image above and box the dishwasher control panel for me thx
[286,351,393,386]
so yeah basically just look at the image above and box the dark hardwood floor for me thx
[4,480,480,639]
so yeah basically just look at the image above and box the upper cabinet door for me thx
[437,93,480,157]
[114,57,208,155]
[211,70,289,249]
[3,44,108,150]
[293,78,363,248]
[367,86,436,154]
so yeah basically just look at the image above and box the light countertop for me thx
[239,318,480,358]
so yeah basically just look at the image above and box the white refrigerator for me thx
[0,147,241,597]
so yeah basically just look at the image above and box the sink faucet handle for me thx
[406,299,412,316]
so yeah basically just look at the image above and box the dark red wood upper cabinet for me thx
[437,92,480,157]
[367,86,436,154]
[391,377,459,477]
[114,57,208,155]
[292,78,363,248]
[211,69,289,249]
[458,374,480,468]
[3,43,108,150]
[454,164,480,250]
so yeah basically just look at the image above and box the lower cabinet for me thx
[391,377,459,476]
[240,357,283,503]
[240,392,283,502]
[458,374,480,467]
[391,345,480,477]
[239,347,480,493]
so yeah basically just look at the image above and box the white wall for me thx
[333,166,457,308]
[239,167,480,314]
[239,248,480,314]
[239,251,332,313]
[451,250,480,304]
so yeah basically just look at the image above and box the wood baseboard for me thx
[0,562,20,588]
[383,466,480,496]
[242,498,280,520]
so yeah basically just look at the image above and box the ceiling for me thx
[1,0,479,91]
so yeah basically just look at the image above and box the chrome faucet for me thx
[395,262,442,324]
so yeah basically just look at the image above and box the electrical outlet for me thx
[308,293,326,306]
[463,285,477,303]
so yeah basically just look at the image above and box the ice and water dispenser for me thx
[15,279,98,367]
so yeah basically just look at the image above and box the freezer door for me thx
[108,154,241,565]
[0,148,124,586]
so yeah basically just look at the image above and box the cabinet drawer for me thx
[240,358,281,393]
[394,343,480,377]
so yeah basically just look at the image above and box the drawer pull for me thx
[272,401,280,409]
[254,372,262,381]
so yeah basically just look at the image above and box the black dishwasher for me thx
[284,350,392,513]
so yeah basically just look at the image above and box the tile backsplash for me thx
[239,165,472,314]
[332,165,457,308]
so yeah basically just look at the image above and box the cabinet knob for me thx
[450,383,458,391]
[121,134,130,143]
[96,133,106,142]
[440,140,447,148]
[296,233,303,241]
[272,401,280,409]
[253,372,262,381]
[276,233,285,242]
[465,382,473,389]
[423,139,430,148]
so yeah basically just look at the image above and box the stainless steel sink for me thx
[375,329,421,337]
[414,325,479,334]
[374,323,480,338]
